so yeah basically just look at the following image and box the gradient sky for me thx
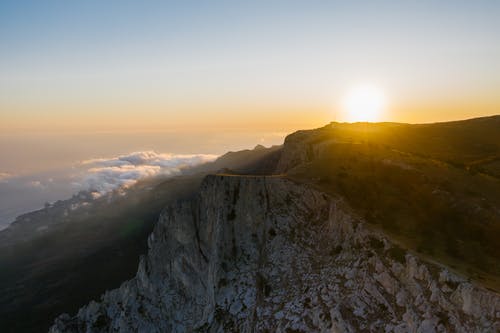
[1,0,499,134]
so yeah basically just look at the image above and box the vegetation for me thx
[286,116,500,291]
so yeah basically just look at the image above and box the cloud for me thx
[0,172,12,183]
[78,151,217,194]
[29,180,43,188]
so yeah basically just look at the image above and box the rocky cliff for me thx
[50,174,500,332]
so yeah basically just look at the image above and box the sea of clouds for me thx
[0,151,217,229]
[75,151,217,193]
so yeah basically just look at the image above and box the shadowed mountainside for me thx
[0,145,281,333]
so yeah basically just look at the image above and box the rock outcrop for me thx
[50,175,500,332]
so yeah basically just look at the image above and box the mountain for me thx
[0,145,280,333]
[48,116,500,332]
[278,116,500,291]
[50,175,499,332]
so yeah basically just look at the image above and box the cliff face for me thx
[51,175,500,333]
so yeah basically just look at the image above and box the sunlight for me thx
[342,85,386,122]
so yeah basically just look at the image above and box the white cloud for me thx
[29,180,43,188]
[0,172,12,182]
[78,151,217,194]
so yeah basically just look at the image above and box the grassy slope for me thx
[285,116,500,291]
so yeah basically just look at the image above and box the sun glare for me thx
[342,85,386,122]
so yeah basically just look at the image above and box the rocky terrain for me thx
[50,174,500,332]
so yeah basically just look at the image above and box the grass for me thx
[284,119,500,291]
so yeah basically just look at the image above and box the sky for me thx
[1,0,499,133]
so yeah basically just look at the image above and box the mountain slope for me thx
[0,175,204,333]
[50,175,500,332]
[278,116,500,291]
[0,145,281,332]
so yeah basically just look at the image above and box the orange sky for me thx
[2,99,498,134]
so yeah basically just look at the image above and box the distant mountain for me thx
[48,116,500,332]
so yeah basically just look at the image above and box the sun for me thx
[342,85,386,122]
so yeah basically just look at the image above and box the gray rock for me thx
[50,175,500,333]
